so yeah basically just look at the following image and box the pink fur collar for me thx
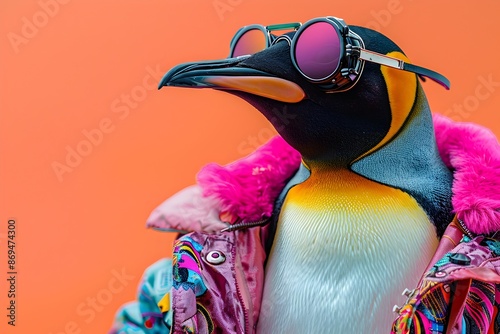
[196,136,301,223]
[148,114,499,235]
[146,137,301,233]
[433,114,500,234]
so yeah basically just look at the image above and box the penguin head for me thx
[160,20,448,167]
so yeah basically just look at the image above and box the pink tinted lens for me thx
[294,22,341,80]
[232,28,267,57]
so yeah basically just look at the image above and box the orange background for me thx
[1,1,499,333]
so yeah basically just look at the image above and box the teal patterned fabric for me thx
[111,258,172,333]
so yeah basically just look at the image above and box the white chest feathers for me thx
[256,169,438,334]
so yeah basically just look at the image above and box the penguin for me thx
[159,22,454,333]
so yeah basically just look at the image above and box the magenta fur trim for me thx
[197,115,499,234]
[433,114,500,235]
[197,136,302,222]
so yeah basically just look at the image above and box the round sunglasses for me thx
[229,17,450,92]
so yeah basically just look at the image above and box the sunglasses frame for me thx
[229,23,301,58]
[290,17,366,92]
[228,17,450,91]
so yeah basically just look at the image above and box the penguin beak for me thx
[158,57,306,103]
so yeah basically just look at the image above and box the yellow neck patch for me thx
[355,51,417,162]
[287,168,422,214]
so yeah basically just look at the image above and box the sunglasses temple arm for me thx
[358,49,450,90]
[402,63,450,90]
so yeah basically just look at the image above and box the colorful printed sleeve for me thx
[110,258,173,334]
[392,235,500,334]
